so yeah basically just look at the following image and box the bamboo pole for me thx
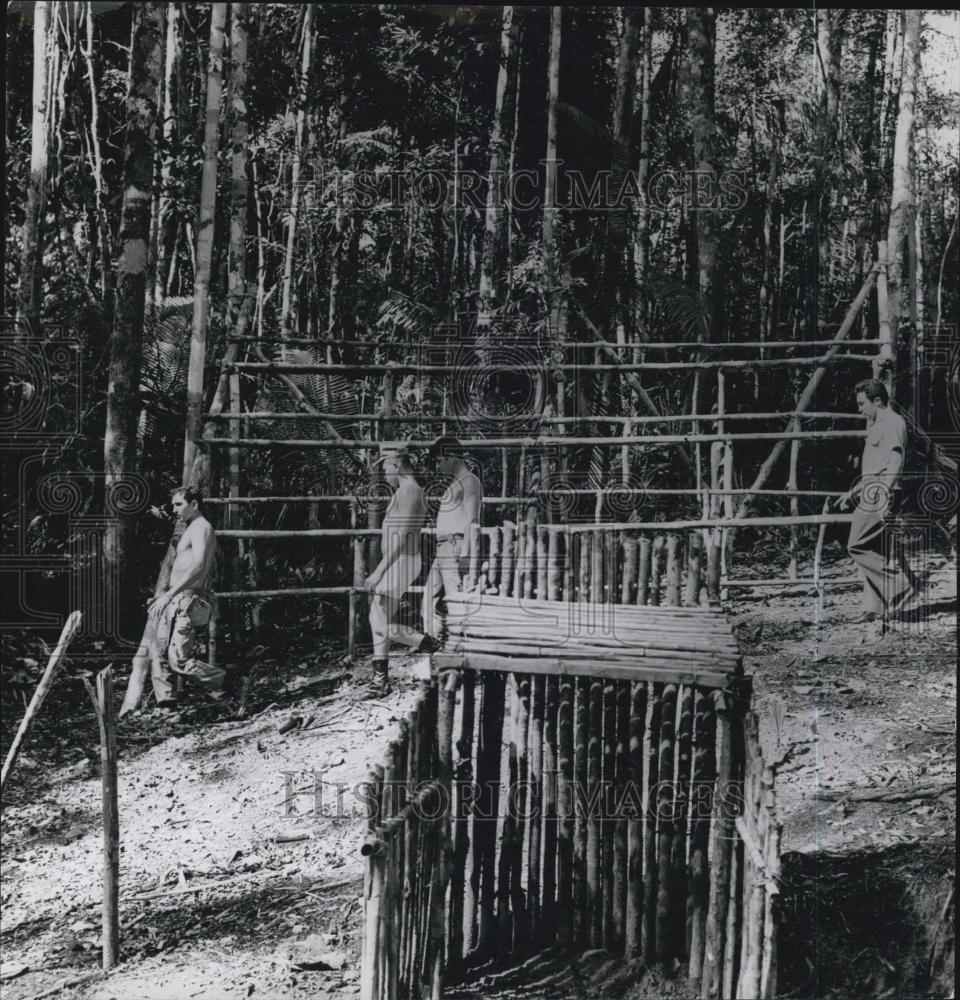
[701,691,734,998]
[349,501,363,660]
[557,675,575,947]
[429,680,456,998]
[382,743,398,1000]
[485,527,501,595]
[637,536,652,606]
[622,537,638,604]
[561,528,574,603]
[579,532,591,604]
[760,817,782,999]
[590,530,603,605]
[612,679,630,953]
[605,530,617,604]
[648,535,665,606]
[507,673,530,953]
[542,675,559,942]
[478,673,505,958]
[526,674,544,946]
[655,683,678,963]
[2,611,82,791]
[672,685,694,953]
[573,676,589,944]
[449,671,475,968]
[688,689,715,988]
[501,522,515,599]
[361,766,385,1000]
[684,532,702,607]
[586,679,604,947]
[536,525,549,600]
[625,681,647,957]
[400,720,417,987]
[547,527,561,602]
[723,838,743,999]
[787,417,800,581]
[466,523,482,592]
[706,537,722,607]
[602,678,617,950]
[641,681,663,962]
[522,512,537,601]
[665,534,682,607]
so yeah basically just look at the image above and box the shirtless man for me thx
[147,486,226,708]
[422,437,483,642]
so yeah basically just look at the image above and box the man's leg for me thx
[151,607,179,707]
[848,502,913,615]
[421,553,445,639]
[167,597,226,697]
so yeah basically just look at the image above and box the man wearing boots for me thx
[362,450,440,697]
[422,437,483,644]
[148,486,226,710]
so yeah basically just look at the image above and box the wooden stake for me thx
[590,530,604,605]
[641,681,663,962]
[622,537,638,604]
[655,683,678,962]
[612,678,630,953]
[474,673,504,957]
[537,525,549,600]
[688,689,716,988]
[428,681,456,997]
[522,512,537,600]
[557,675,575,947]
[497,674,520,953]
[605,530,617,604]
[586,678,604,947]
[665,534,682,607]
[547,527,561,601]
[561,528,574,603]
[602,678,617,950]
[382,744,398,1000]
[573,676,589,944]
[541,676,559,942]
[683,532,702,607]
[579,532,591,604]
[649,535,665,606]
[501,522,515,599]
[3,611,82,792]
[449,670,474,968]
[636,535,652,606]
[625,681,647,957]
[672,685,694,951]
[702,692,734,998]
[487,527,501,595]
[526,674,544,945]
[706,537,722,606]
[361,765,385,1000]
[512,674,532,953]
[723,838,743,999]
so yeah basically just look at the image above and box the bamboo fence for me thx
[359,536,782,1000]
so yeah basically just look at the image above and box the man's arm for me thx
[150,522,215,614]
[460,476,482,560]
[365,489,423,591]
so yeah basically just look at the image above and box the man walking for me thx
[148,486,226,709]
[422,437,483,643]
[836,379,916,622]
[362,450,440,697]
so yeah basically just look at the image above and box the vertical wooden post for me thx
[641,681,663,962]
[590,530,603,605]
[587,678,604,947]
[787,416,800,581]
[665,534,682,607]
[92,668,119,971]
[522,509,537,600]
[605,530,617,604]
[688,690,717,989]
[625,681,647,956]
[601,678,617,950]
[557,675,575,947]
[578,532,591,604]
[636,535,652,606]
[526,674,544,945]
[497,675,520,951]
[547,527,561,601]
[475,673,505,957]
[382,744,398,1000]
[684,532,702,607]
[702,691,734,998]
[536,525,549,599]
[429,678,457,999]
[361,766,384,1000]
[612,679,630,953]
[542,675,559,941]
[487,526,501,594]
[706,539,722,607]
[561,528,574,603]
[467,523,482,592]
[723,839,744,999]
[501,522,515,599]
[622,537,638,604]
[350,500,364,660]
[573,676,589,944]
[449,670,475,969]
[672,685,694,951]
[655,683,677,962]
[719,370,735,582]
[649,535,665,606]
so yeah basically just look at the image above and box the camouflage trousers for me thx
[151,589,225,704]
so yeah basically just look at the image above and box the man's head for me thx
[428,436,465,477]
[854,378,888,421]
[378,450,415,487]
[171,485,202,522]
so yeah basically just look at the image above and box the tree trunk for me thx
[635,7,652,332]
[543,6,561,332]
[478,5,520,324]
[228,1,249,311]
[680,7,720,344]
[154,3,179,309]
[182,2,227,485]
[17,0,51,336]
[883,9,921,402]
[104,3,164,604]
[280,3,313,344]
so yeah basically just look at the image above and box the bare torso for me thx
[169,515,217,592]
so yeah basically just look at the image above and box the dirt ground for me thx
[0,550,955,1000]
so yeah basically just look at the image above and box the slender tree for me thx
[183,3,227,484]
[543,6,562,336]
[17,0,52,336]
[104,3,164,595]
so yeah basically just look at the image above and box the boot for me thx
[361,658,391,699]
